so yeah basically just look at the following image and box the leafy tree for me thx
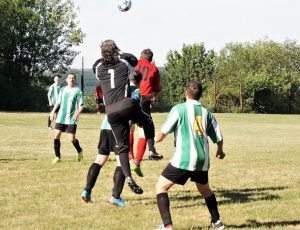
[0,0,84,110]
[161,43,215,108]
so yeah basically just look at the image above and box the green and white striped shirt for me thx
[161,99,223,171]
[55,86,84,125]
[47,84,60,105]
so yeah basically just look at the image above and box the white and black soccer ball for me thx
[117,0,132,12]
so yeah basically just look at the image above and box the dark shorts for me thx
[96,98,104,104]
[98,129,117,155]
[161,163,208,185]
[141,98,151,116]
[105,98,155,156]
[55,123,77,134]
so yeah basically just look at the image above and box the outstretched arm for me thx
[120,52,138,67]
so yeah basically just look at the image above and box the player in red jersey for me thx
[130,49,163,176]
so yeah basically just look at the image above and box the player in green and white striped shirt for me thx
[47,75,60,129]
[50,73,84,164]
[155,80,226,230]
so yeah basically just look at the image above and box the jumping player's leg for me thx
[82,129,111,202]
[106,99,144,194]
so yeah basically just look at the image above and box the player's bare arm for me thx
[75,106,84,121]
[50,103,60,121]
[155,132,166,143]
[216,140,225,159]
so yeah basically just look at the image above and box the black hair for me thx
[141,49,153,62]
[186,80,202,100]
[68,72,77,79]
[130,71,142,84]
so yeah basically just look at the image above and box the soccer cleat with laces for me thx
[81,190,92,203]
[126,177,143,194]
[78,151,83,161]
[52,157,61,164]
[149,150,163,160]
[130,159,144,177]
[108,196,126,207]
[211,220,225,229]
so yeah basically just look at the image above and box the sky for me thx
[71,0,300,69]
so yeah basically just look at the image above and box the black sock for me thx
[205,193,220,223]
[147,138,155,152]
[72,139,82,153]
[54,139,61,158]
[112,166,125,199]
[118,153,131,178]
[85,163,101,194]
[48,117,51,127]
[157,193,172,226]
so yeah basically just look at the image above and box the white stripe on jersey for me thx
[201,108,209,171]
[120,59,130,98]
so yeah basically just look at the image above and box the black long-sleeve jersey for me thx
[95,53,138,106]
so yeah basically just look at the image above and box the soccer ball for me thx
[117,0,132,12]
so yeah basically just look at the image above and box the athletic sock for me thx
[147,138,155,152]
[118,152,131,178]
[54,139,61,158]
[136,138,146,161]
[72,139,82,153]
[112,166,125,199]
[205,193,220,223]
[156,193,172,226]
[85,163,101,194]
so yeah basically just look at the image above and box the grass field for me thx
[0,112,299,230]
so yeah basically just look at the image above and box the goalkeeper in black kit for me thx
[93,39,159,194]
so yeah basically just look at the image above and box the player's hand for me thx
[74,113,80,121]
[151,98,157,105]
[49,112,54,122]
[216,150,226,159]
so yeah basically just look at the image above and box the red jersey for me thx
[134,59,160,96]
[95,84,103,99]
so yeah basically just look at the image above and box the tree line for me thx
[160,40,300,114]
[1,0,299,113]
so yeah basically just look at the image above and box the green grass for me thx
[0,112,299,229]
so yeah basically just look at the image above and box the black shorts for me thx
[161,163,208,185]
[98,129,117,155]
[55,123,77,134]
[96,98,104,104]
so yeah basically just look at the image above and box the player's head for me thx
[53,75,60,83]
[140,49,153,62]
[130,71,142,86]
[66,73,77,86]
[185,80,202,100]
[100,40,120,65]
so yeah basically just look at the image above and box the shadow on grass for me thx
[128,186,287,208]
[182,219,300,229]
[171,186,287,208]
[0,158,38,164]
[225,219,300,229]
